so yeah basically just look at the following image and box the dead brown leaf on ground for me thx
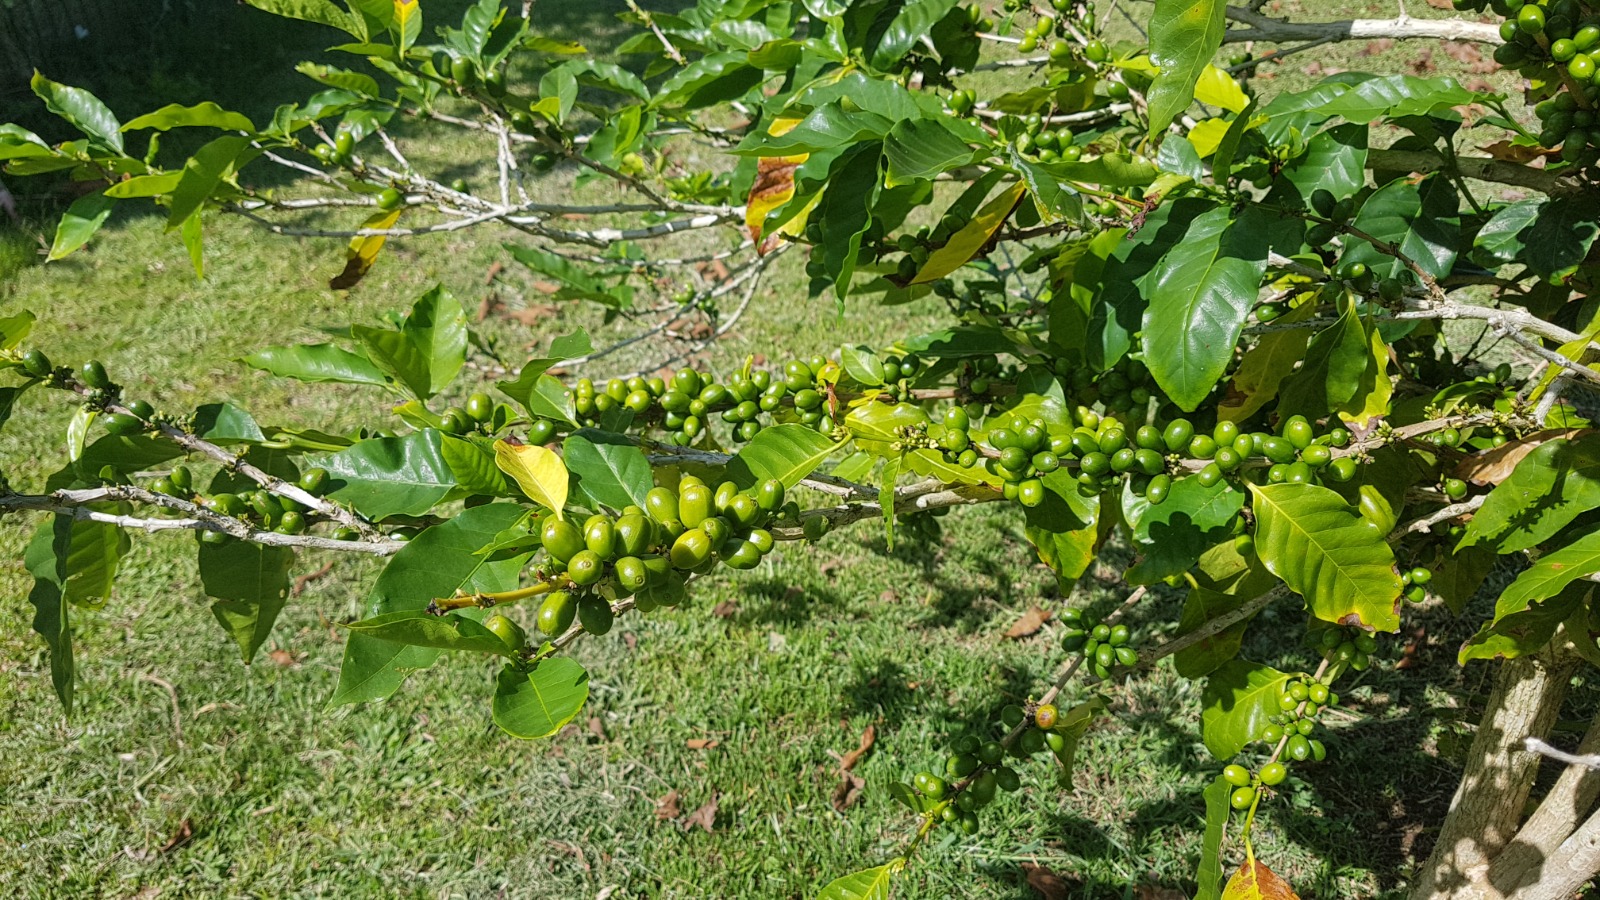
[683,793,718,833]
[655,790,681,821]
[686,738,720,750]
[1021,862,1070,899]
[1005,607,1052,639]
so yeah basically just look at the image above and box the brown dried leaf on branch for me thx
[1222,860,1301,900]
[1453,428,1589,485]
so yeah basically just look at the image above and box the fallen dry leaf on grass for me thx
[655,790,681,821]
[683,793,718,833]
[1021,862,1070,899]
[686,738,720,750]
[1005,607,1052,639]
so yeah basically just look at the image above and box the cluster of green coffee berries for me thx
[1264,676,1332,763]
[1309,625,1381,671]
[565,361,841,448]
[981,411,1069,506]
[1457,0,1600,161]
[526,475,792,639]
[188,467,348,542]
[1008,0,1105,58]
[1058,608,1137,678]
[905,701,1071,834]
[1064,355,1161,417]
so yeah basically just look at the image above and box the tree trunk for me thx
[1408,648,1579,900]
[1487,713,1600,896]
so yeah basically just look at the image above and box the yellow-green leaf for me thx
[912,181,1026,284]
[1218,299,1315,423]
[1194,64,1249,113]
[495,440,569,518]
[1249,482,1403,631]
[329,207,402,290]
[1334,321,1393,429]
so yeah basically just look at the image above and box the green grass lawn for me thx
[0,2,1587,897]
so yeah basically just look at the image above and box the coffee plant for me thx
[6,0,1600,895]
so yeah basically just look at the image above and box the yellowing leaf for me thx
[393,0,421,51]
[1188,118,1231,157]
[912,181,1026,284]
[495,440,569,518]
[329,208,401,290]
[1195,64,1250,113]
[1335,321,1393,429]
[1222,859,1301,900]
[745,117,809,255]
[1219,300,1315,423]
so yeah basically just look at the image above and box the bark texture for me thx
[1408,650,1578,900]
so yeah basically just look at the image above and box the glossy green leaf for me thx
[0,310,35,350]
[1174,587,1256,678]
[1459,583,1588,664]
[296,62,381,97]
[1124,478,1245,584]
[1340,175,1458,282]
[318,430,458,519]
[727,424,844,489]
[31,71,123,154]
[347,610,515,655]
[244,0,360,35]
[166,134,255,229]
[1200,659,1289,759]
[1024,474,1103,589]
[654,52,762,109]
[193,402,266,444]
[24,516,78,712]
[871,0,960,69]
[1140,205,1271,411]
[879,456,900,550]
[330,503,530,707]
[29,511,129,611]
[904,448,1001,487]
[493,658,591,738]
[1523,197,1600,279]
[179,210,204,277]
[1460,436,1600,553]
[813,145,882,300]
[48,190,114,260]
[123,101,255,133]
[884,117,972,186]
[1279,123,1367,202]
[243,343,390,387]
[495,329,592,406]
[1249,483,1403,631]
[816,861,900,900]
[1145,0,1227,137]
[564,430,654,511]
[735,103,893,155]
[200,539,294,663]
[1195,776,1232,900]
[402,285,469,396]
[1472,199,1543,267]
[440,435,511,496]
[1307,74,1489,124]
[840,345,886,386]
[1492,529,1600,616]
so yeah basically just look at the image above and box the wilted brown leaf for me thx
[683,793,718,833]
[160,819,195,854]
[267,649,301,668]
[1021,862,1070,900]
[745,155,804,254]
[1222,860,1301,900]
[1479,141,1556,164]
[292,561,334,596]
[831,771,865,811]
[1453,429,1590,485]
[686,738,720,750]
[839,724,876,772]
[1005,607,1052,639]
[655,790,681,821]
